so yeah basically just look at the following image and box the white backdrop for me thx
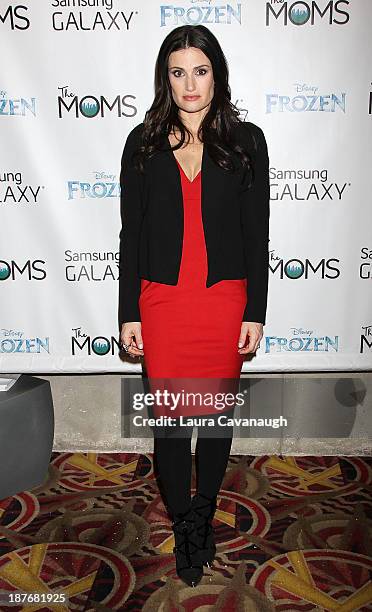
[1,0,371,373]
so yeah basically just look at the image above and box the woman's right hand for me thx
[120,322,144,357]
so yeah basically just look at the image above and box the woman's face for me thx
[168,46,214,116]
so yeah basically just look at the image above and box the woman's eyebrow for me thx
[169,64,210,70]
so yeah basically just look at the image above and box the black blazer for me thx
[118,120,270,328]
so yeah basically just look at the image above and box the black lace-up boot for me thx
[171,507,203,586]
[191,492,217,566]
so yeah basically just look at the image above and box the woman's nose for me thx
[185,76,196,92]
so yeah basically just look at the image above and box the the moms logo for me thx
[266,0,350,26]
[0,5,30,29]
[361,325,372,354]
[71,327,120,356]
[160,3,241,26]
[57,86,137,119]
[269,251,340,279]
[0,259,46,281]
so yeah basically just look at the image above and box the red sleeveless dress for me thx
[139,159,247,418]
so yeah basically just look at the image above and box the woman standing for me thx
[119,25,270,587]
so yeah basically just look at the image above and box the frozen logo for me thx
[266,83,346,113]
[0,329,50,353]
[265,328,339,352]
[0,90,36,116]
[160,1,241,26]
[67,171,120,199]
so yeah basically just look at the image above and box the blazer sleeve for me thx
[240,124,270,324]
[118,126,144,328]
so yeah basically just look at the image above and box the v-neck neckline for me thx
[175,158,201,183]
[166,134,204,183]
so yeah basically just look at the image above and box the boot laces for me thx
[192,497,217,548]
[172,514,199,567]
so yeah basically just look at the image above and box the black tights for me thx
[152,409,234,516]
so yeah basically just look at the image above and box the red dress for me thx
[139,159,247,418]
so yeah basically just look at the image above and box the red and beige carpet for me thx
[0,452,372,610]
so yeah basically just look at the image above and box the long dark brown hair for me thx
[132,24,253,179]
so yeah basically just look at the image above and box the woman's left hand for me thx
[238,322,263,354]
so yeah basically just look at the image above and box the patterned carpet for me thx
[0,452,372,611]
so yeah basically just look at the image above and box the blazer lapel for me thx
[199,143,226,256]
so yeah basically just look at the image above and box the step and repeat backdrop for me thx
[1,0,371,373]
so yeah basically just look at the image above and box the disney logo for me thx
[1,329,23,338]
[94,171,116,181]
[293,83,318,95]
[290,328,313,336]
